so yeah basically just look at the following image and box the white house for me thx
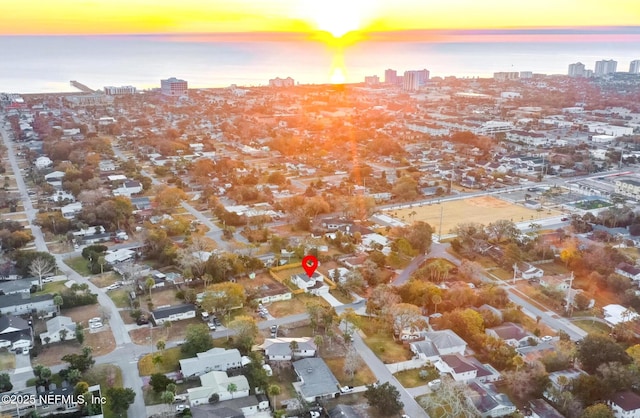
[35,156,53,169]
[291,272,328,295]
[615,263,640,281]
[609,391,640,418]
[469,381,517,417]
[435,354,477,382]
[410,329,467,362]
[486,323,532,348]
[151,304,196,325]
[113,180,143,197]
[179,347,243,378]
[60,202,83,219]
[104,249,136,265]
[40,316,76,344]
[187,371,249,406]
[259,337,317,361]
[603,304,640,326]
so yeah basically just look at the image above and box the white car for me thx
[89,322,103,329]
[106,284,121,291]
[428,379,442,389]
[41,277,53,283]
[339,386,353,393]
[176,404,188,412]
[541,335,553,342]
[89,317,101,324]
[173,395,187,403]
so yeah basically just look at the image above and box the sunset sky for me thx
[1,0,639,37]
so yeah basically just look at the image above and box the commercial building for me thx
[403,69,430,91]
[364,75,379,85]
[161,77,188,97]
[268,77,294,87]
[493,72,519,81]
[104,85,136,95]
[568,62,586,77]
[630,60,640,74]
[595,59,617,76]
[384,69,398,85]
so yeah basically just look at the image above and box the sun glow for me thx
[302,0,374,38]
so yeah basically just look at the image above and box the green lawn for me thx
[359,320,412,364]
[393,366,439,388]
[143,381,199,405]
[33,280,68,296]
[138,347,186,376]
[329,288,354,304]
[573,320,611,335]
[64,256,93,276]
[109,289,131,309]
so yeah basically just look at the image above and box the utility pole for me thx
[567,271,575,317]
[438,205,443,242]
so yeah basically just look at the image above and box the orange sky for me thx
[1,0,639,36]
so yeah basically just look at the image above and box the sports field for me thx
[388,196,561,235]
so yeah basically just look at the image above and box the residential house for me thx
[251,281,292,304]
[113,180,143,197]
[435,354,501,383]
[99,160,117,172]
[60,202,83,219]
[486,323,532,348]
[517,342,556,365]
[539,274,572,291]
[187,371,250,406]
[44,170,65,187]
[327,267,350,283]
[179,348,243,378]
[0,315,33,350]
[609,391,640,418]
[0,293,55,317]
[189,395,269,418]
[603,304,640,326]
[35,156,53,169]
[130,196,152,211]
[292,358,341,402]
[291,272,329,295]
[259,337,317,361]
[544,369,586,402]
[515,262,544,280]
[615,263,640,282]
[104,249,136,265]
[40,316,76,344]
[0,278,34,295]
[468,381,517,417]
[151,304,196,325]
[527,399,564,418]
[409,329,467,362]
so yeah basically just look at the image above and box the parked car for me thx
[541,335,553,342]
[89,322,103,329]
[89,317,101,324]
[208,322,217,331]
[173,395,187,403]
[136,317,149,326]
[339,386,353,393]
[428,379,442,390]
[212,316,221,326]
[106,283,121,291]
[41,277,53,283]
[176,405,188,412]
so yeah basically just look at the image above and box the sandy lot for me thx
[389,196,561,234]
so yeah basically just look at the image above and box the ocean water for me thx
[0,34,638,93]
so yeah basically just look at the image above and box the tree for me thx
[424,377,480,417]
[229,316,258,353]
[405,221,434,253]
[578,334,631,373]
[65,368,82,385]
[209,393,220,404]
[181,324,214,357]
[61,346,95,373]
[227,382,238,399]
[366,284,400,318]
[343,345,362,380]
[200,282,246,317]
[106,387,136,417]
[502,361,548,401]
[60,328,69,342]
[154,185,188,213]
[161,390,175,412]
[53,295,63,314]
[149,373,175,393]
[75,323,85,344]
[156,340,166,352]
[582,404,615,418]
[268,384,281,409]
[389,303,426,336]
[364,382,403,416]
[289,340,299,361]
[0,372,13,392]
[29,255,56,290]
[33,365,53,390]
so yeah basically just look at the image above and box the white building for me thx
[104,85,136,95]
[630,60,640,74]
[595,59,617,76]
[568,62,586,77]
[161,77,188,97]
[40,316,76,344]
[603,304,640,326]
[187,371,249,406]
[609,391,640,418]
[35,156,53,169]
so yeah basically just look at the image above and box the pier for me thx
[70,80,94,93]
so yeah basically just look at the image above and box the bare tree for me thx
[176,236,213,279]
[343,345,362,380]
[30,256,56,290]
[423,377,480,418]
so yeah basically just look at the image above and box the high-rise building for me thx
[568,62,585,77]
[630,60,640,74]
[594,60,617,76]
[402,69,430,91]
[104,85,137,95]
[364,75,379,85]
[160,77,188,96]
[384,69,398,85]
[519,71,533,79]
[268,77,294,87]
[493,72,519,81]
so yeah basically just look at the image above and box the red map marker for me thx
[302,255,318,278]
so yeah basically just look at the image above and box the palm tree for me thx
[289,340,299,361]
[432,294,442,314]
[53,295,64,314]
[313,335,324,355]
[145,277,155,303]
[227,383,237,399]
[268,384,281,409]
[164,320,172,338]
[156,340,166,351]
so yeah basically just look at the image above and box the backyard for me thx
[393,366,440,388]
[359,320,412,364]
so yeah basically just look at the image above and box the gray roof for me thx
[179,347,242,377]
[0,278,34,294]
[152,303,195,320]
[412,329,467,356]
[0,293,54,309]
[261,337,317,356]
[45,316,76,334]
[191,405,243,418]
[293,358,340,399]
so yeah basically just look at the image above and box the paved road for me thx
[393,241,587,341]
[2,122,146,417]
